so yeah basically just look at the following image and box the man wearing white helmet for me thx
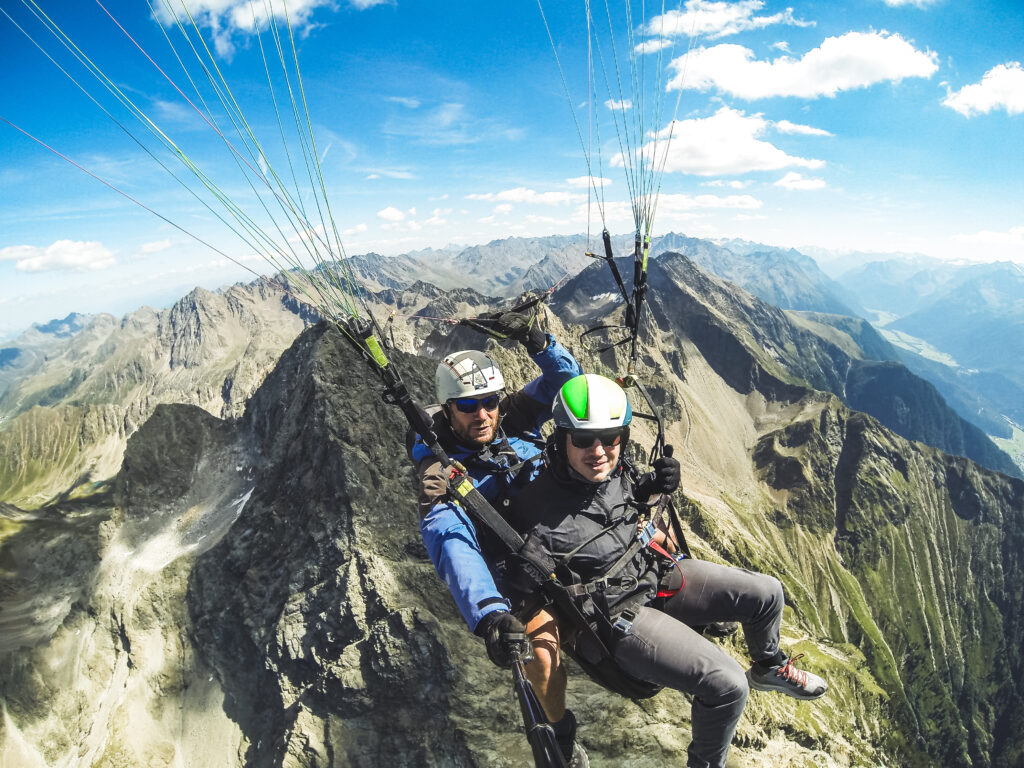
[501,374,827,768]
[408,311,587,765]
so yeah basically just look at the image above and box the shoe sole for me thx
[745,669,827,700]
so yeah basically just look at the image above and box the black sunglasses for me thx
[451,394,501,414]
[569,428,628,449]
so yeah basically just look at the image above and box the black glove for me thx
[492,311,548,354]
[635,446,680,501]
[475,611,533,668]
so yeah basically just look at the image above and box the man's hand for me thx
[650,453,680,494]
[635,445,680,501]
[491,311,548,354]
[476,611,534,668]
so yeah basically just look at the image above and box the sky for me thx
[1,0,1022,338]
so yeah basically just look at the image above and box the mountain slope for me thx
[3,308,1023,766]
[0,281,313,507]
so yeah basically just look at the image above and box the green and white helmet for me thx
[552,374,632,430]
[436,349,506,402]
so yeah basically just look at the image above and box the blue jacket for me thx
[411,336,582,631]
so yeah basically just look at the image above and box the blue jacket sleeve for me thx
[501,335,583,436]
[420,500,509,632]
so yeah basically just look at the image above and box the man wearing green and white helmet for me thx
[502,374,827,768]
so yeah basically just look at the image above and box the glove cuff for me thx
[474,609,509,638]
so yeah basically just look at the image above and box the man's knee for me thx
[524,608,562,677]
[754,573,785,614]
[700,659,749,708]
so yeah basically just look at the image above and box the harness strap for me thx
[648,538,685,598]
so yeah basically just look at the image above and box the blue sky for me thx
[1,0,1022,337]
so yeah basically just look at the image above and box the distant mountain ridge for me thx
[828,256,1024,457]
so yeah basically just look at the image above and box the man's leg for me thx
[523,608,589,766]
[523,607,566,721]
[662,558,785,661]
[612,607,748,768]
[664,558,826,700]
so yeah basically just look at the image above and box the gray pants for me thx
[611,558,785,768]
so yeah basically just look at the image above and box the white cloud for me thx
[466,187,585,206]
[775,120,832,136]
[0,240,116,272]
[775,172,826,190]
[342,223,368,236]
[704,179,752,189]
[376,206,406,221]
[636,39,673,55]
[658,193,762,210]
[137,239,172,257]
[153,0,349,57]
[644,0,812,40]
[386,96,421,108]
[566,176,612,189]
[363,168,416,180]
[954,226,1024,246]
[668,31,938,99]
[618,107,824,176]
[494,204,514,214]
[882,0,938,6]
[606,99,633,111]
[425,208,451,226]
[943,63,1024,117]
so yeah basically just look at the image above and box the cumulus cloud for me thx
[775,120,832,136]
[342,223,368,236]
[644,0,812,40]
[668,31,938,99]
[376,206,406,221]
[774,171,826,190]
[882,0,938,6]
[617,107,824,176]
[152,0,362,57]
[606,99,633,111]
[635,39,673,55]
[466,187,585,206]
[943,63,1024,117]
[0,240,116,272]
[494,204,514,214]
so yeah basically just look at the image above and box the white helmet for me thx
[552,374,632,430]
[436,350,506,402]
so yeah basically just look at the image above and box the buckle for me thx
[637,521,656,546]
[612,610,636,636]
[617,575,640,592]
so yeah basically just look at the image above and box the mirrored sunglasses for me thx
[451,394,501,414]
[569,428,627,449]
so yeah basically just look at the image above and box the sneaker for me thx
[565,741,590,768]
[746,653,827,700]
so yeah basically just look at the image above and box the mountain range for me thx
[2,236,1023,766]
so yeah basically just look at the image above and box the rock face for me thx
[0,281,313,507]
[2,250,1024,768]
